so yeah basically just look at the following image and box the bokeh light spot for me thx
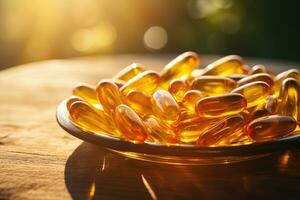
[144,26,168,50]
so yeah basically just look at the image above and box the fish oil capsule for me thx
[168,79,189,101]
[216,129,252,146]
[144,117,177,144]
[181,90,205,112]
[125,90,152,118]
[160,52,200,88]
[249,64,267,74]
[175,118,219,143]
[73,83,102,109]
[96,79,122,115]
[69,101,118,136]
[120,70,160,95]
[66,96,84,111]
[246,115,297,142]
[237,73,274,87]
[274,69,300,96]
[278,78,300,121]
[113,104,148,142]
[202,55,249,76]
[197,115,245,146]
[196,93,247,118]
[231,81,271,108]
[152,90,181,122]
[191,76,237,95]
[113,63,144,81]
[226,74,247,82]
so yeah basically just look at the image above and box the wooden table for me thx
[1,55,300,200]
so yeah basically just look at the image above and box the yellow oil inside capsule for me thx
[152,90,181,122]
[197,115,245,146]
[73,83,102,109]
[144,116,177,144]
[216,129,252,146]
[120,70,160,95]
[274,69,300,96]
[113,104,148,143]
[201,55,249,76]
[246,115,297,142]
[125,90,153,118]
[249,64,267,74]
[196,93,247,118]
[96,79,122,115]
[191,76,237,95]
[237,73,274,87]
[181,90,205,112]
[113,63,144,81]
[168,79,189,101]
[160,51,200,88]
[69,101,119,136]
[278,78,300,122]
[175,118,218,143]
[231,81,271,108]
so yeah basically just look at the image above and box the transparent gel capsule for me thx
[73,83,102,109]
[231,81,272,108]
[168,79,189,101]
[96,79,122,115]
[113,104,148,143]
[113,63,144,81]
[125,90,153,118]
[249,64,267,74]
[160,51,200,88]
[278,78,300,122]
[196,93,247,118]
[197,115,245,146]
[181,90,205,112]
[120,70,160,95]
[274,69,300,96]
[237,73,274,87]
[152,90,181,122]
[201,55,249,76]
[191,76,237,95]
[69,101,118,136]
[144,117,177,144]
[246,115,297,142]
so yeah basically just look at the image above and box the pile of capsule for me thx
[66,52,300,146]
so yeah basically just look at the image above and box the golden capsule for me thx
[237,73,274,87]
[181,90,205,112]
[196,93,247,118]
[249,64,267,74]
[69,101,118,136]
[120,70,160,95]
[216,129,252,146]
[113,63,144,81]
[144,117,177,144]
[66,96,84,111]
[197,115,245,146]
[175,118,218,143]
[125,90,152,118]
[278,78,300,122]
[73,83,102,109]
[191,76,237,95]
[152,90,181,122]
[113,104,148,142]
[202,55,249,76]
[274,69,300,96]
[96,79,122,115]
[231,81,272,108]
[160,51,200,88]
[246,115,297,142]
[168,79,189,101]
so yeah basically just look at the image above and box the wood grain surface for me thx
[0,54,300,200]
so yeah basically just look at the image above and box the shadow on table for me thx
[65,142,300,200]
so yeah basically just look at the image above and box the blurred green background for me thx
[0,0,299,69]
